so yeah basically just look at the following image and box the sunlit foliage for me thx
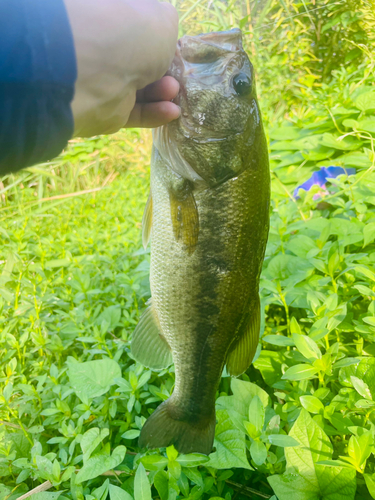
[0,1,375,499]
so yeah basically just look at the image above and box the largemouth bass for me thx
[131,28,270,454]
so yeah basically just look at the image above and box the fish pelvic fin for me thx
[226,295,260,377]
[142,191,153,249]
[139,400,215,455]
[131,301,173,370]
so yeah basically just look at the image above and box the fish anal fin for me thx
[142,192,153,249]
[169,188,199,255]
[131,301,173,370]
[226,296,260,377]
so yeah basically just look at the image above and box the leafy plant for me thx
[1,1,375,499]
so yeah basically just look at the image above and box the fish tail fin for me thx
[138,400,215,455]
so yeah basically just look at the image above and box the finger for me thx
[125,101,181,128]
[136,76,179,103]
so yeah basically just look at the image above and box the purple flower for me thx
[294,166,356,198]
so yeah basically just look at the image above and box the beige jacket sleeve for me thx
[64,0,178,137]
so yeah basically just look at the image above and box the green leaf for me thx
[347,432,373,469]
[134,463,151,500]
[67,358,121,400]
[218,379,270,436]
[290,317,302,335]
[327,303,347,332]
[244,420,259,440]
[357,117,375,133]
[269,126,301,140]
[263,335,294,347]
[141,455,168,471]
[269,466,356,500]
[249,396,265,434]
[268,473,317,500]
[76,445,126,483]
[268,435,299,447]
[183,467,204,488]
[52,459,60,482]
[176,454,209,467]
[355,265,375,282]
[92,478,110,500]
[177,472,190,497]
[81,428,110,463]
[154,470,168,500]
[364,317,375,326]
[286,409,332,481]
[17,469,30,484]
[250,440,267,466]
[282,364,318,381]
[317,460,354,469]
[315,467,357,499]
[299,396,324,414]
[35,456,53,481]
[355,91,375,112]
[231,378,271,408]
[166,445,178,462]
[350,376,372,400]
[216,395,248,434]
[320,133,361,151]
[292,334,321,361]
[121,430,140,440]
[268,410,356,499]
[364,473,375,499]
[253,350,285,386]
[168,460,181,481]
[342,119,359,129]
[136,372,151,390]
[28,493,64,500]
[208,410,252,470]
[356,358,375,398]
[61,466,75,483]
[45,258,70,269]
[109,485,133,500]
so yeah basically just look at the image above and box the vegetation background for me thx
[1,0,375,499]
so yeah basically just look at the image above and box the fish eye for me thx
[232,72,252,96]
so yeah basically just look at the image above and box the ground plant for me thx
[1,1,375,499]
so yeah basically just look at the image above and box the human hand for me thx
[64,0,179,137]
[125,75,180,128]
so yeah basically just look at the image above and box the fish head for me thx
[155,29,264,186]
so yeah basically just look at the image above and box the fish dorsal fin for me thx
[142,191,153,249]
[131,301,173,370]
[169,189,199,255]
[226,296,260,377]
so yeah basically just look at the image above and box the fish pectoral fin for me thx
[226,296,260,377]
[131,301,173,370]
[142,191,153,249]
[170,188,199,255]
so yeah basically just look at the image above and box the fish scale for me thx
[131,28,270,454]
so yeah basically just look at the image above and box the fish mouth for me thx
[167,29,249,142]
[177,28,244,64]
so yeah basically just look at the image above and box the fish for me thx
[131,28,270,455]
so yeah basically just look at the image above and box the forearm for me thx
[64,0,179,137]
[0,0,179,176]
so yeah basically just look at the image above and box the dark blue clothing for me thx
[0,0,77,175]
